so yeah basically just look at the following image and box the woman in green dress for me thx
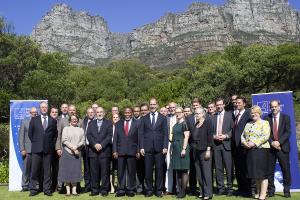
[170,107,190,198]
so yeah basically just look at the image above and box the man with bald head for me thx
[28,102,57,196]
[87,107,113,196]
[19,107,37,192]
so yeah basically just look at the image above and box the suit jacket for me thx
[211,111,233,150]
[57,114,69,122]
[186,114,196,135]
[86,119,113,158]
[28,115,58,154]
[264,113,291,153]
[232,109,251,147]
[55,117,70,150]
[18,118,32,153]
[113,119,139,156]
[139,112,168,153]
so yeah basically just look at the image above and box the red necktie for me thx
[233,112,240,141]
[273,116,278,141]
[124,120,129,136]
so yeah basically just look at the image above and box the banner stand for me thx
[9,100,46,191]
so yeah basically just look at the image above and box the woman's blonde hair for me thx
[251,105,263,116]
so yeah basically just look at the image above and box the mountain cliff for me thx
[31,0,300,67]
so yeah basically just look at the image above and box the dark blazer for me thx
[264,113,291,153]
[211,111,234,150]
[186,114,196,140]
[232,109,251,147]
[139,112,168,153]
[86,119,113,158]
[113,119,139,156]
[28,115,58,154]
[190,119,213,150]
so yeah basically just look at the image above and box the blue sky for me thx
[1,0,299,35]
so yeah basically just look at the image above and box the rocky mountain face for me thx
[31,0,300,67]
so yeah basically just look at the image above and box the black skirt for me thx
[246,148,271,179]
[58,149,82,183]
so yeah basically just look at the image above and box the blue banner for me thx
[252,91,300,191]
[9,100,46,191]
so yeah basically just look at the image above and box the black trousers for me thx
[144,151,165,194]
[189,148,198,193]
[232,146,251,192]
[51,153,59,192]
[82,147,91,189]
[193,149,213,198]
[213,147,233,192]
[117,155,136,194]
[268,149,291,193]
[30,153,53,194]
[89,156,110,194]
[136,157,145,193]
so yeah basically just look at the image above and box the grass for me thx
[0,186,299,200]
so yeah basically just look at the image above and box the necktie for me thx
[151,113,156,128]
[217,112,223,135]
[63,114,67,118]
[233,111,240,141]
[42,116,47,130]
[124,120,129,136]
[97,120,102,132]
[273,116,278,141]
[234,111,240,127]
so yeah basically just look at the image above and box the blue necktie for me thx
[151,113,155,128]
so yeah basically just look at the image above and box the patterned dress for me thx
[241,119,271,179]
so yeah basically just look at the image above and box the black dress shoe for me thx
[115,192,125,197]
[284,192,291,198]
[89,193,99,196]
[82,188,91,193]
[268,192,275,197]
[145,192,153,197]
[127,193,135,197]
[44,192,52,196]
[29,192,38,196]
[155,192,163,197]
[101,192,108,197]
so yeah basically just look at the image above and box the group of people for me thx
[18,95,292,199]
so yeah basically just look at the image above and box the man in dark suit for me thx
[18,107,37,192]
[113,107,140,197]
[232,96,252,196]
[135,103,149,194]
[87,107,113,197]
[80,107,95,193]
[265,100,291,198]
[28,102,58,196]
[212,98,234,196]
[139,98,168,197]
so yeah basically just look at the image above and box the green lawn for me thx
[0,186,299,200]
